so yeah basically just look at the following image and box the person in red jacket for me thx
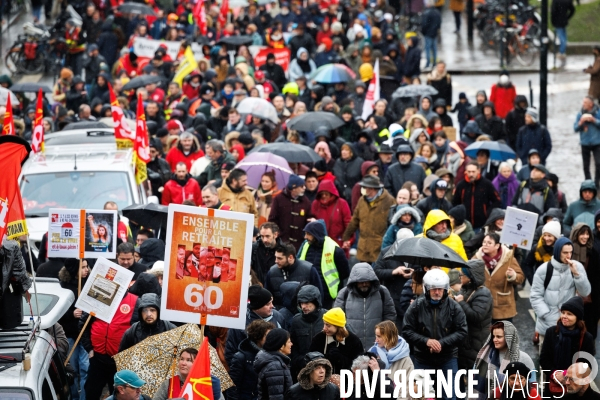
[490,72,517,119]
[80,291,139,400]
[162,162,203,206]
[165,131,205,171]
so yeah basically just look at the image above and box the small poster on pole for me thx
[500,206,538,250]
[75,257,134,323]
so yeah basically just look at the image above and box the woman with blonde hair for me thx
[369,321,414,379]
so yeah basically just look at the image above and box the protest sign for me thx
[161,204,254,330]
[48,208,118,259]
[252,47,291,72]
[75,257,134,323]
[500,206,538,250]
[133,37,206,62]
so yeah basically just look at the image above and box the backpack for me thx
[543,263,574,290]
[341,285,386,308]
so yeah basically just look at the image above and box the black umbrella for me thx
[10,83,52,93]
[383,237,468,268]
[122,203,168,231]
[286,111,344,132]
[248,143,321,163]
[122,75,164,90]
[117,2,156,15]
[217,36,253,47]
[63,121,111,130]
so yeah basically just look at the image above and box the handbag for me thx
[0,282,24,330]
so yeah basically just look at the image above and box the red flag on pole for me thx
[31,89,45,153]
[194,0,207,36]
[0,136,30,241]
[2,95,15,136]
[108,83,135,148]
[134,94,150,185]
[180,337,214,400]
[218,0,228,26]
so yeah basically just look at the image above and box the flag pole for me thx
[25,237,41,324]
[64,312,94,367]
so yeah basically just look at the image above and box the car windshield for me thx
[0,389,32,399]
[23,294,58,317]
[21,172,133,216]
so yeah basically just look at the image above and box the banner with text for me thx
[161,205,253,330]
[133,37,205,62]
[251,47,291,72]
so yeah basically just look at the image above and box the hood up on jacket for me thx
[395,143,415,161]
[139,238,165,269]
[137,292,161,323]
[465,259,486,287]
[419,95,433,114]
[304,220,327,244]
[281,281,301,314]
[514,94,528,110]
[360,161,377,177]
[540,207,563,225]
[484,208,505,228]
[482,101,496,116]
[129,273,162,297]
[579,179,598,200]
[347,262,381,291]
[552,237,573,261]
[390,205,421,226]
[297,284,322,309]
[595,209,600,234]
[316,179,340,199]
[422,209,452,236]
[298,358,333,390]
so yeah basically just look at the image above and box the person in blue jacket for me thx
[574,96,600,188]
[516,108,552,164]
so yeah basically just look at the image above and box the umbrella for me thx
[248,143,321,163]
[114,324,233,397]
[287,111,344,132]
[236,152,294,189]
[63,120,111,130]
[122,75,164,91]
[122,203,168,231]
[392,84,438,99]
[0,87,19,105]
[235,98,279,124]
[464,141,516,161]
[117,2,156,15]
[310,63,356,84]
[383,237,468,269]
[218,36,253,46]
[9,83,52,93]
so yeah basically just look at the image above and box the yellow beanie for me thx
[405,31,418,39]
[359,63,374,82]
[323,307,346,327]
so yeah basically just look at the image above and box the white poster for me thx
[500,206,538,250]
[75,258,134,323]
[133,37,205,61]
[48,209,81,258]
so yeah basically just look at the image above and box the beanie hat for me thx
[396,228,415,241]
[503,362,531,378]
[238,132,255,145]
[461,267,472,280]
[166,119,183,132]
[341,105,353,115]
[560,296,585,321]
[248,285,273,310]
[323,307,346,327]
[313,159,328,173]
[542,220,562,240]
[60,68,74,81]
[64,258,80,278]
[266,53,275,60]
[553,236,573,261]
[287,174,305,190]
[526,107,538,122]
[359,63,374,82]
[448,204,466,227]
[156,128,169,138]
[262,328,290,351]
[448,269,461,286]
[459,92,467,100]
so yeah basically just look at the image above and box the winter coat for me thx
[268,189,313,249]
[563,180,600,231]
[311,180,352,246]
[219,182,259,226]
[540,323,595,373]
[505,95,529,151]
[58,267,87,339]
[197,151,236,187]
[384,160,427,196]
[516,123,553,164]
[368,341,414,399]
[372,246,411,328]
[450,0,466,12]
[286,358,340,400]
[165,144,205,172]
[417,210,468,260]
[290,285,327,374]
[403,38,421,78]
[475,102,506,142]
[381,206,423,249]
[161,174,202,206]
[453,174,502,229]
[512,178,558,214]
[492,171,520,209]
[574,103,600,147]
[0,241,32,296]
[416,179,453,217]
[473,245,525,320]
[97,21,119,68]
[333,263,397,348]
[254,350,293,400]
[342,190,396,262]
[585,55,600,99]
[229,337,262,400]
[427,70,452,107]
[551,0,576,28]
[530,257,591,333]
[251,237,283,285]
[289,49,317,82]
[308,331,364,374]
[260,63,287,93]
[402,293,468,366]
[333,151,364,203]
[421,7,441,38]
[147,156,171,200]
[490,84,517,119]
[456,260,493,370]
[118,293,176,351]
[265,260,324,309]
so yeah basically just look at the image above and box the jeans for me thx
[555,27,567,55]
[413,358,459,400]
[67,338,89,400]
[424,36,437,67]
[581,144,600,188]
[453,11,461,31]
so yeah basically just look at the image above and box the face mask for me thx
[281,8,289,14]
[271,33,282,41]
[191,81,200,88]
[360,188,367,196]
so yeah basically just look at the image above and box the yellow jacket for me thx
[417,209,467,272]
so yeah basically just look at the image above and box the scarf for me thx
[434,140,449,158]
[570,223,593,264]
[493,173,519,208]
[297,57,313,73]
[572,242,588,264]
[482,247,503,272]
[555,323,581,370]
[534,237,553,263]
[426,227,451,242]
[368,337,410,369]
[427,67,447,81]
[365,188,383,203]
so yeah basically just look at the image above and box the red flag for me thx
[180,337,214,400]
[108,83,135,148]
[31,89,45,153]
[2,95,15,136]
[134,94,150,184]
[194,0,207,36]
[0,136,30,241]
[218,0,228,27]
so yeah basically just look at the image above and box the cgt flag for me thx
[109,83,135,149]
[0,136,30,241]
[2,95,15,136]
[180,337,214,400]
[31,88,45,153]
[193,0,207,36]
[134,93,150,185]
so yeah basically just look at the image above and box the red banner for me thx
[193,0,207,36]
[0,136,30,241]
[108,83,135,149]
[31,89,44,153]
[134,94,150,185]
[180,337,214,400]
[253,48,291,72]
[2,95,15,136]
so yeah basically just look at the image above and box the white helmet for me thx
[423,269,450,291]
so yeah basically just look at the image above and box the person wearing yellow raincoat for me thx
[417,209,467,272]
